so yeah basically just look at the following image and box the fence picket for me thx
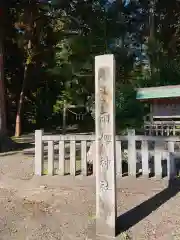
[167,141,176,179]
[154,141,162,178]
[70,140,76,175]
[59,141,65,175]
[116,141,122,177]
[141,140,149,176]
[128,131,136,176]
[81,140,87,176]
[35,130,43,176]
[48,141,54,175]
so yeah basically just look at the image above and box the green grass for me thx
[119,232,131,239]
[42,169,48,175]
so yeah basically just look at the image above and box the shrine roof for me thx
[136,85,180,100]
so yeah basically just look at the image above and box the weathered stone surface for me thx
[95,54,117,238]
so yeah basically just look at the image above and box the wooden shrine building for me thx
[136,85,180,136]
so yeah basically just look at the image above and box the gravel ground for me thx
[0,152,180,239]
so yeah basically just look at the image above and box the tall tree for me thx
[0,2,7,136]
[14,0,51,136]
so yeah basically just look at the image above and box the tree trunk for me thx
[15,37,32,137]
[0,38,7,135]
[15,64,28,137]
[0,3,16,152]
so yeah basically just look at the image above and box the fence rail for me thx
[34,130,180,179]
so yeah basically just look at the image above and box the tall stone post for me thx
[95,54,117,238]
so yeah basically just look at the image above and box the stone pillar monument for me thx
[95,54,117,238]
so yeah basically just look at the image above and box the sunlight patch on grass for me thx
[88,210,96,220]
[42,169,48,175]
[119,232,131,239]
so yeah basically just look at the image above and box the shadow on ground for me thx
[116,179,180,236]
[0,134,34,155]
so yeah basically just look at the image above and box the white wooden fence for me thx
[34,130,180,179]
[144,122,180,136]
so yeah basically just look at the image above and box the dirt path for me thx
[0,152,180,239]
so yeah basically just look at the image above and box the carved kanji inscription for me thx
[100,180,109,191]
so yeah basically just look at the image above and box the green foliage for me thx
[116,84,144,131]
[2,0,180,135]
